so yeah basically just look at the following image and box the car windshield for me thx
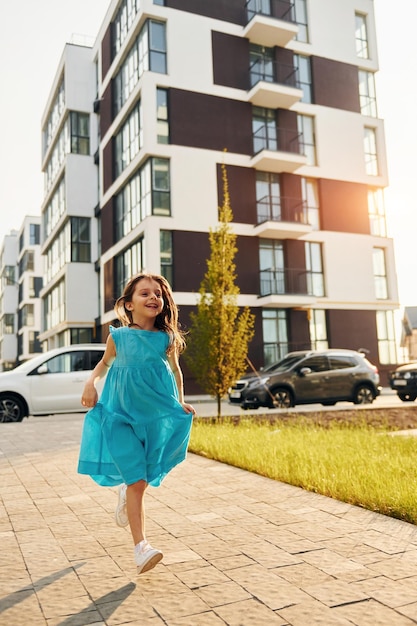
[263,354,306,373]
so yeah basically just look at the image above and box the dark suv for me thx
[228,349,381,409]
[388,363,417,401]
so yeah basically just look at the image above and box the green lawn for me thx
[189,416,417,524]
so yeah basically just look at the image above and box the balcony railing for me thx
[246,0,295,23]
[260,268,325,297]
[249,59,299,89]
[256,196,309,225]
[253,125,303,156]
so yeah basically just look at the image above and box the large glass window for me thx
[21,304,34,327]
[115,158,170,241]
[250,44,274,87]
[160,230,173,285]
[259,239,284,296]
[115,239,144,297]
[355,13,369,59]
[112,0,141,57]
[252,106,277,153]
[256,172,280,223]
[157,88,169,143]
[71,217,90,262]
[43,177,66,239]
[43,77,65,155]
[305,242,324,296]
[29,223,40,245]
[114,101,142,177]
[376,310,397,364]
[301,177,320,230]
[44,279,65,331]
[309,309,328,351]
[294,0,309,43]
[3,265,15,287]
[19,251,34,275]
[70,112,90,155]
[359,70,377,117]
[368,188,386,236]
[298,114,316,165]
[4,313,14,334]
[294,54,311,103]
[113,20,167,116]
[364,127,378,175]
[262,309,288,366]
[373,247,388,299]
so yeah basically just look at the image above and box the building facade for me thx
[87,0,397,388]
[0,232,19,370]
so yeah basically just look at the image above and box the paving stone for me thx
[332,598,417,625]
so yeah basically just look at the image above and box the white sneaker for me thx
[135,540,163,575]
[115,484,129,527]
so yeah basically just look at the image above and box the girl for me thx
[78,273,196,575]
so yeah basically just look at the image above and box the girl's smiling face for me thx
[126,277,165,321]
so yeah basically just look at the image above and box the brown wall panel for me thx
[288,309,311,351]
[173,231,210,292]
[212,31,249,90]
[235,235,260,294]
[102,139,114,194]
[327,309,379,361]
[277,109,299,152]
[100,198,114,254]
[217,164,256,224]
[319,179,369,234]
[101,24,113,81]
[165,0,246,24]
[103,256,116,312]
[311,56,360,112]
[100,82,113,140]
[169,89,253,154]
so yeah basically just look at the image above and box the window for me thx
[355,13,369,59]
[294,0,309,43]
[301,177,320,230]
[114,20,167,115]
[4,313,14,334]
[309,309,328,351]
[157,88,169,143]
[359,70,377,117]
[43,77,65,155]
[376,310,397,364]
[21,304,34,327]
[301,355,329,372]
[28,331,41,353]
[305,242,324,296]
[364,127,378,175]
[246,0,273,20]
[252,106,277,153]
[294,54,312,103]
[115,157,170,241]
[115,239,144,297]
[19,251,34,275]
[114,101,142,177]
[259,239,284,296]
[256,172,280,223]
[29,223,40,245]
[70,112,90,155]
[71,217,90,262]
[112,0,141,58]
[329,355,357,370]
[262,309,288,366]
[373,248,388,299]
[70,328,93,344]
[44,279,65,330]
[250,44,274,87]
[368,188,386,236]
[154,0,165,4]
[3,265,15,286]
[298,114,316,165]
[43,176,66,239]
[160,230,173,284]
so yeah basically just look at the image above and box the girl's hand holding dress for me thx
[82,383,98,408]
[181,402,196,415]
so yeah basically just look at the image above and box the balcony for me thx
[250,126,307,172]
[247,60,303,109]
[253,196,312,238]
[244,0,298,47]
[258,267,324,307]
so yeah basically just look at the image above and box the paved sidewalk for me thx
[1,416,417,625]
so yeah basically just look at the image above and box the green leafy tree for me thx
[185,163,255,417]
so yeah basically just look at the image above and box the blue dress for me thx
[78,326,193,487]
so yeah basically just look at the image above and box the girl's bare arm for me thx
[81,335,116,407]
[168,350,196,415]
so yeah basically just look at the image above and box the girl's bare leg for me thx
[126,480,148,545]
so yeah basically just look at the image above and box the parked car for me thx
[228,349,381,409]
[0,344,106,423]
[388,362,417,401]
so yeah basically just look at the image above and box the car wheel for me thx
[398,393,417,402]
[270,388,294,409]
[353,385,374,405]
[0,395,26,423]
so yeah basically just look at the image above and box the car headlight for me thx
[248,377,270,387]
[404,372,411,379]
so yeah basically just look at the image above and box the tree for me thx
[185,163,255,417]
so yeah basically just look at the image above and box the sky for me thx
[0,1,414,308]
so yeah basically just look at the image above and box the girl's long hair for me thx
[114,273,186,354]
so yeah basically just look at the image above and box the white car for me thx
[0,344,106,422]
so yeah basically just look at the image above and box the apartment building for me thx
[39,0,398,388]
[39,42,100,350]
[0,232,19,370]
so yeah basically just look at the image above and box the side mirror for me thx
[37,364,48,375]
[299,367,312,376]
